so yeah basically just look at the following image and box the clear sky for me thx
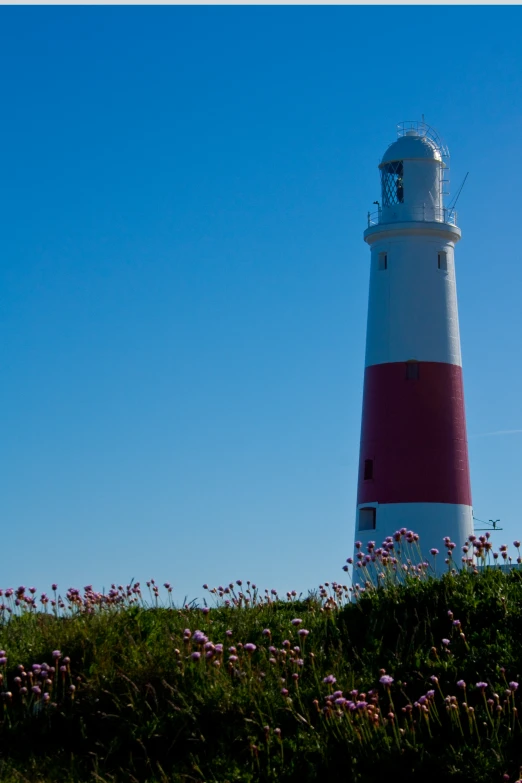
[1,6,522,602]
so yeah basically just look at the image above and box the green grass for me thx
[1,564,522,782]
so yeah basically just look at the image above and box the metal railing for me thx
[367,205,458,228]
[396,121,449,159]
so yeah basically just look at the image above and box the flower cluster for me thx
[0,650,78,710]
[341,530,522,597]
[0,583,144,618]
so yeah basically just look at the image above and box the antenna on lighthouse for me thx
[473,516,503,531]
[449,172,469,211]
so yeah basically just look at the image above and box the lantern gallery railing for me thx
[396,121,449,159]
[367,206,458,228]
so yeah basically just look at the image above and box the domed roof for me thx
[381,130,442,165]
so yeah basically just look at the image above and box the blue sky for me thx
[1,6,522,602]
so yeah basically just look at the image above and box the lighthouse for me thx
[354,121,473,570]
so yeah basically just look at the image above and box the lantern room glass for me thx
[381,161,404,206]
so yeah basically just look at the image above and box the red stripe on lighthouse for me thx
[357,362,472,506]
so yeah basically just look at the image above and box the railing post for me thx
[367,211,371,227]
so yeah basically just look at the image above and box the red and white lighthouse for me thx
[354,121,473,569]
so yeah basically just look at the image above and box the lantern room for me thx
[375,122,452,225]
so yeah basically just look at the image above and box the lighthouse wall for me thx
[357,360,471,506]
[353,503,473,559]
[364,229,461,367]
[355,226,473,568]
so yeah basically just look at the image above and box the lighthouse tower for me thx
[354,121,473,570]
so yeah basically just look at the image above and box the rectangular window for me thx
[359,507,376,531]
[378,252,388,271]
[406,361,419,380]
[363,459,374,480]
[438,251,448,271]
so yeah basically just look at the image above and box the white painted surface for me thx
[353,502,474,576]
[363,229,463,367]
[381,159,443,224]
[381,133,442,164]
[380,131,444,224]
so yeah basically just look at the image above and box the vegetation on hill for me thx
[1,532,522,782]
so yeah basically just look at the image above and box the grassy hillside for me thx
[1,534,522,782]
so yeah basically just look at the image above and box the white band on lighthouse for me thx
[354,122,473,573]
[364,227,462,368]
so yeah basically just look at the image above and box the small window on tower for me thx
[378,252,388,271]
[406,360,419,380]
[359,507,376,531]
[363,459,374,480]
[438,251,448,271]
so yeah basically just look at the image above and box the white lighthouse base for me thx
[354,502,474,576]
